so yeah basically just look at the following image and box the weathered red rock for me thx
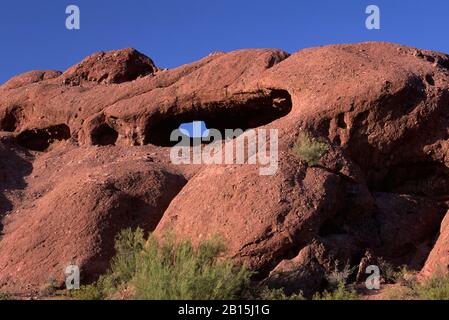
[62,48,158,85]
[1,42,449,295]
[422,211,449,277]
[374,193,446,267]
[0,145,186,292]
[3,70,62,90]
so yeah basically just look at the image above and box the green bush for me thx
[293,133,329,166]
[70,285,103,300]
[134,235,252,299]
[377,258,397,283]
[385,285,415,300]
[415,273,449,300]
[326,261,357,287]
[313,282,359,300]
[392,266,417,288]
[97,228,146,296]
[386,271,449,300]
[257,287,305,300]
[100,229,252,300]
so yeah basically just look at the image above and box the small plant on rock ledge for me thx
[293,132,329,166]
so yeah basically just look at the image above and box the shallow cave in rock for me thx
[369,161,449,199]
[143,89,293,147]
[91,123,119,146]
[1,113,18,132]
[357,160,449,269]
[17,124,71,151]
[0,108,24,133]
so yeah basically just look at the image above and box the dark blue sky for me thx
[1,0,449,84]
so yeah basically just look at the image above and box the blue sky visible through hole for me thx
[179,121,209,138]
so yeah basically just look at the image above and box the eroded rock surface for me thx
[1,43,449,294]
[422,211,449,277]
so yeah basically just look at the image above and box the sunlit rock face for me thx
[1,42,449,295]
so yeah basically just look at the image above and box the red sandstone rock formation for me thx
[1,42,449,295]
[422,211,449,277]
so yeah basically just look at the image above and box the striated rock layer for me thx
[1,42,449,295]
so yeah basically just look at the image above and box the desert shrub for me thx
[98,228,146,296]
[293,133,329,166]
[377,258,397,283]
[256,287,305,300]
[70,285,103,300]
[133,234,252,300]
[393,266,417,288]
[99,229,252,300]
[415,273,449,300]
[313,282,359,300]
[111,228,145,280]
[386,271,449,300]
[315,262,359,301]
[385,285,415,300]
[38,276,59,297]
[326,261,357,287]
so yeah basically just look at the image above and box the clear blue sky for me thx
[1,0,449,84]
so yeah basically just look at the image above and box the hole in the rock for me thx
[337,113,347,129]
[144,89,293,147]
[333,135,342,146]
[176,121,211,145]
[179,121,209,138]
[425,74,435,86]
[1,113,18,132]
[17,124,71,151]
[1,108,24,132]
[437,58,449,70]
[91,123,119,146]
[370,161,449,198]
